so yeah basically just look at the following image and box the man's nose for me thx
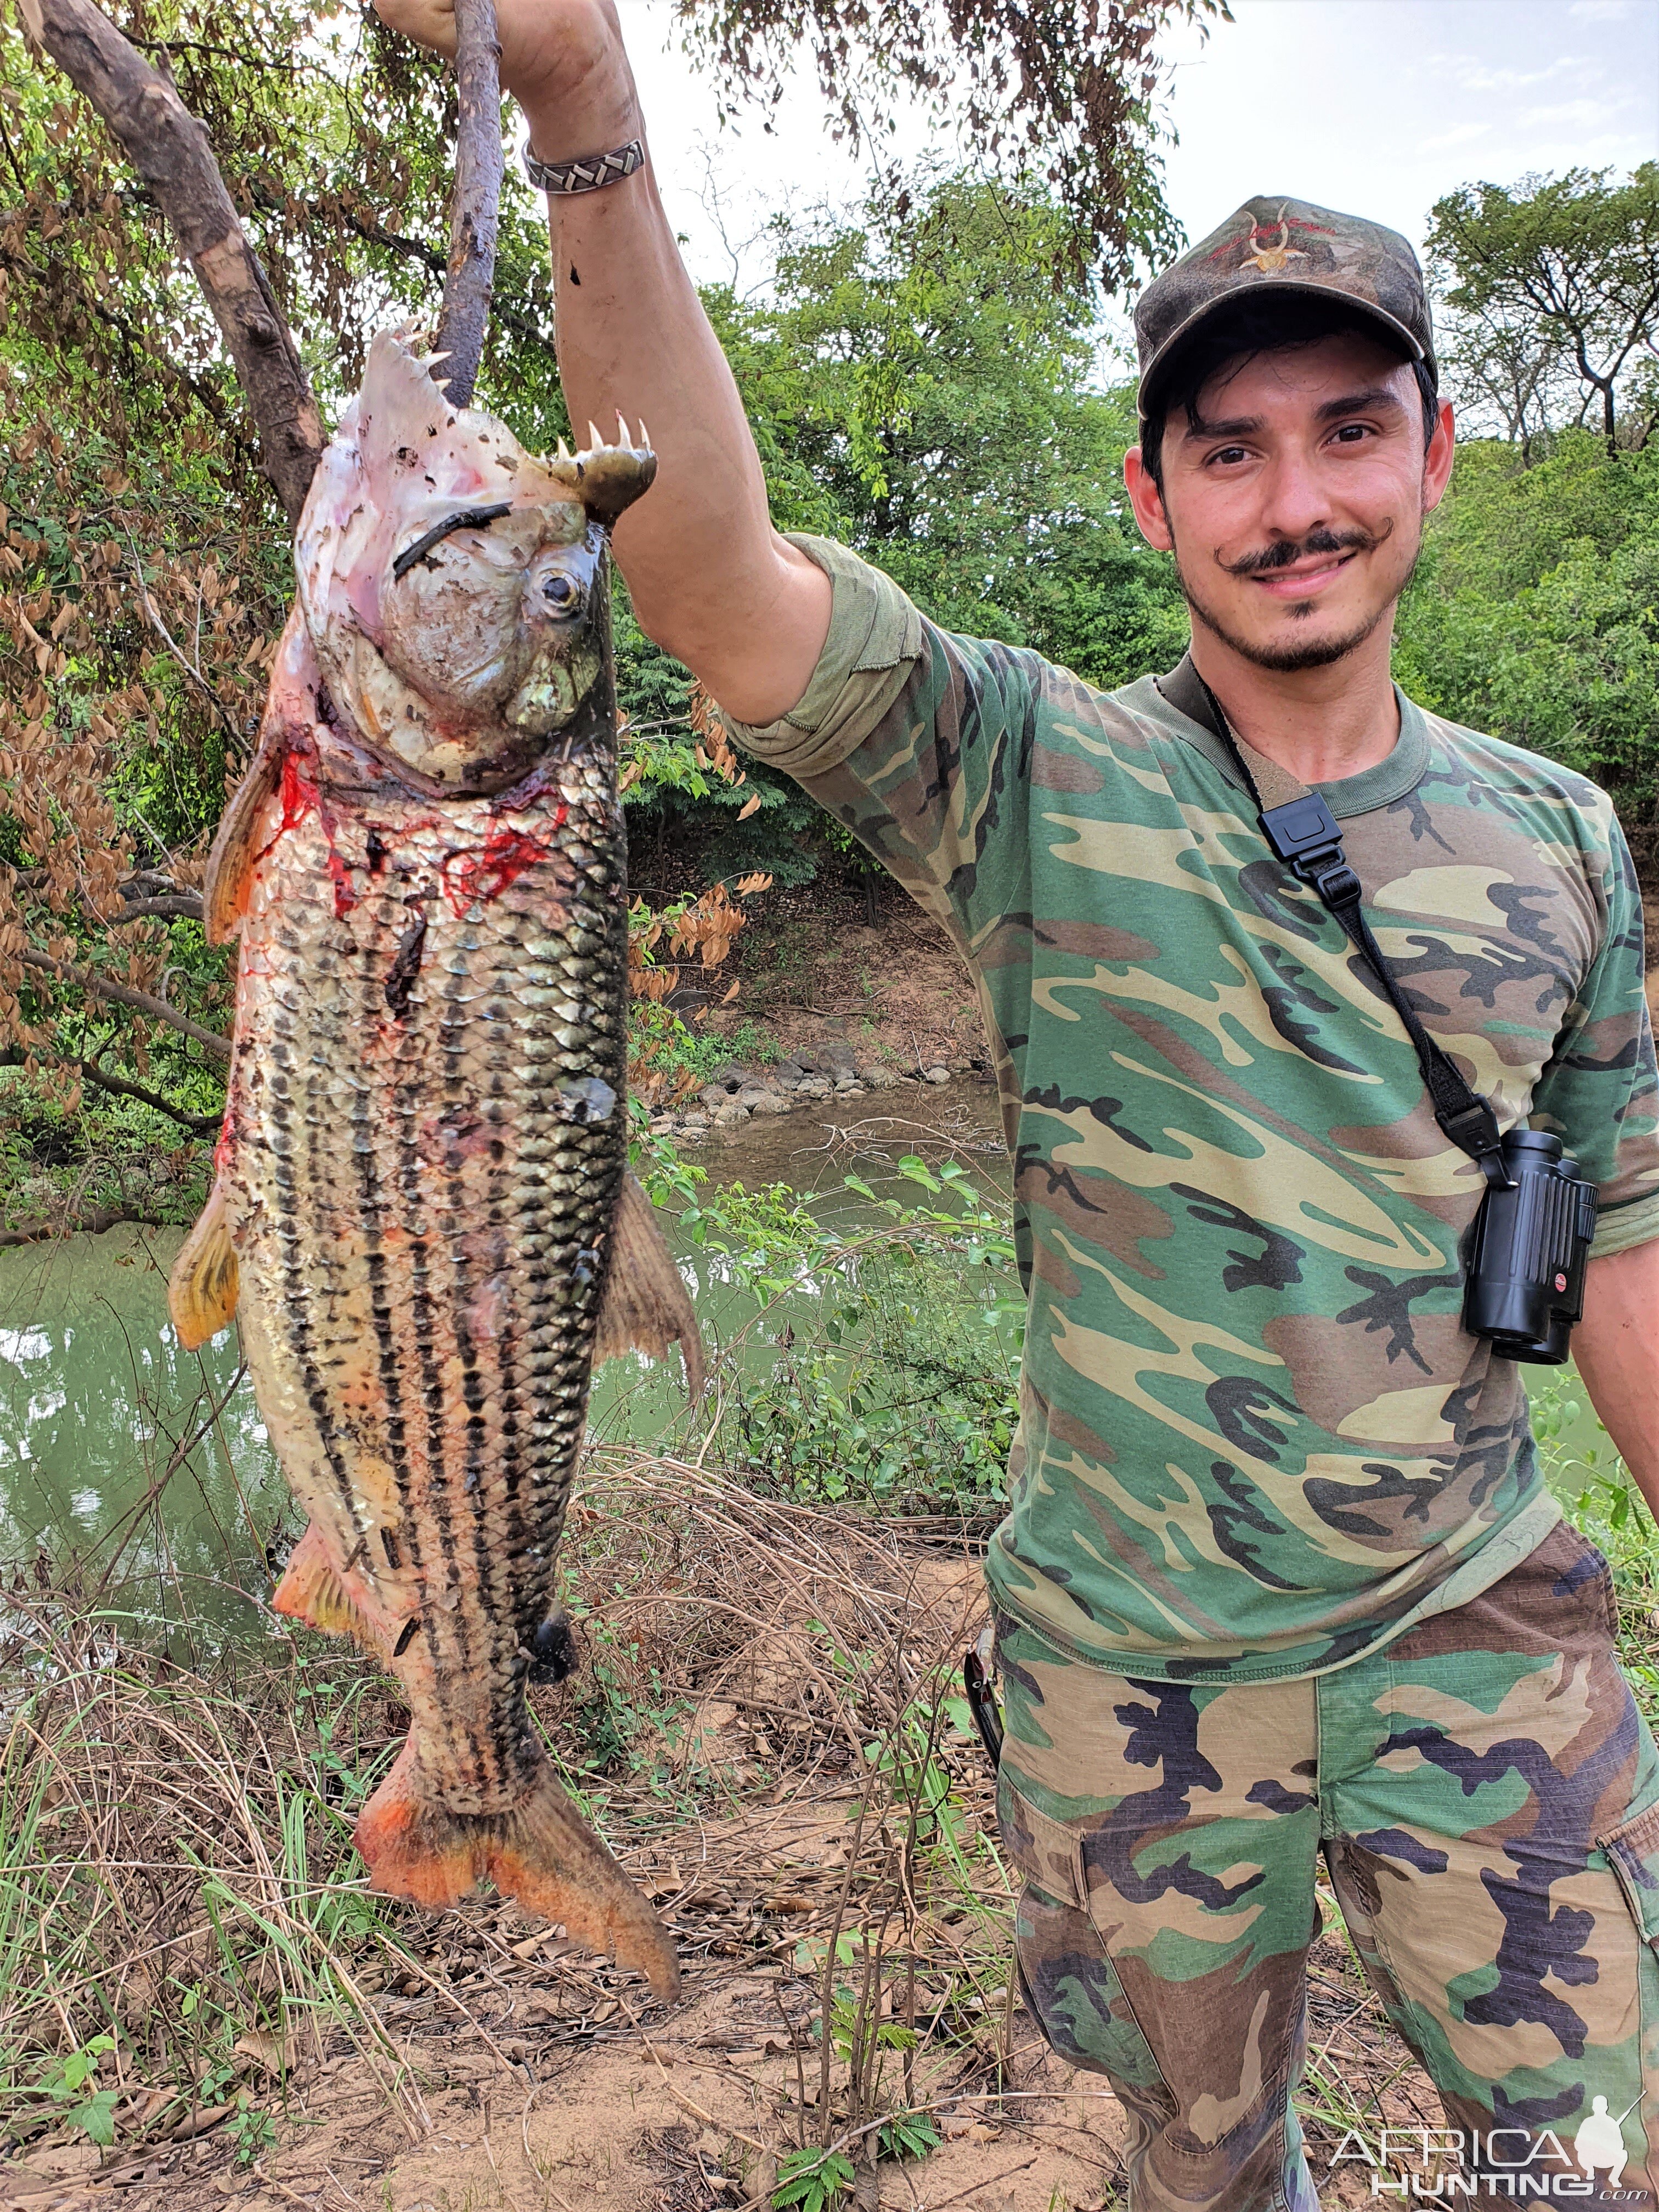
[1251,442,1332,548]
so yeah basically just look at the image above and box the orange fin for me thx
[203,731,282,945]
[271,1523,393,1662]
[167,1181,239,1350]
[594,1170,705,1400]
[355,1741,680,2002]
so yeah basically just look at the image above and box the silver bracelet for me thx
[523,138,645,196]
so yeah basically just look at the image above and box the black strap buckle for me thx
[1258,796,1360,904]
[1438,1098,1514,1187]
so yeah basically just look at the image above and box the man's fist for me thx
[371,0,640,157]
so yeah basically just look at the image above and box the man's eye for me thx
[1207,445,1249,466]
[1332,424,1370,443]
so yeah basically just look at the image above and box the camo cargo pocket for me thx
[996,1769,1173,2102]
[1601,1797,1659,1938]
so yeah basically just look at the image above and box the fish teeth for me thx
[587,420,605,452]
[556,437,572,462]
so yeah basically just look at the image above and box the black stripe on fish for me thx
[384,911,427,1019]
[391,503,514,580]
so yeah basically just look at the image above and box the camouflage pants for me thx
[994,1522,1659,2211]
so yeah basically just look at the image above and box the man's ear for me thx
[1421,398,1455,516]
[1123,444,1175,553]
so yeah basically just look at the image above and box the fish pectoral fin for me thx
[593,1170,706,1400]
[270,1522,394,1662]
[167,1181,240,1350]
[203,724,285,945]
[356,1742,680,2003]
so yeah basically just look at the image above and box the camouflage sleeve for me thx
[1530,813,1659,1257]
[718,535,925,782]
[720,534,1038,941]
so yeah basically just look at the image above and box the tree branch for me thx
[15,944,230,1059]
[74,1055,221,1132]
[19,0,324,525]
[0,1202,154,1249]
[0,1044,221,1132]
[432,0,503,409]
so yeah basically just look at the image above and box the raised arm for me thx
[372,0,832,725]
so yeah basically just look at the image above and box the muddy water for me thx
[0,1077,1006,1635]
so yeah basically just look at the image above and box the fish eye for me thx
[542,573,583,612]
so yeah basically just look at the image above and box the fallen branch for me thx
[432,0,503,408]
[0,1202,151,1248]
[15,945,230,1060]
[18,0,324,524]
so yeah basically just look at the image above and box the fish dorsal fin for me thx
[594,1170,705,1400]
[167,1180,239,1350]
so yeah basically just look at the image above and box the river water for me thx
[0,1078,1007,1640]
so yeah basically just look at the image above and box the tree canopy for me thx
[1429,165,1659,454]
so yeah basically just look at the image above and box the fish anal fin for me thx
[271,1522,394,1663]
[594,1170,705,1400]
[356,1742,680,2002]
[167,1182,240,1350]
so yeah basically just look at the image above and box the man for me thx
[379,3,1659,2202]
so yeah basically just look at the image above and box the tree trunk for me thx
[19,0,325,526]
[432,0,504,409]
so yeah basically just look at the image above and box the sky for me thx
[606,0,1659,289]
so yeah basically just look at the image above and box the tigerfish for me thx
[168,329,699,2001]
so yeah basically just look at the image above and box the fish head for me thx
[296,329,655,791]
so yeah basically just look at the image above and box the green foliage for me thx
[877,2111,943,2162]
[21,2036,120,2148]
[1395,434,1659,819]
[682,1158,1020,1510]
[771,2146,857,2210]
[230,2092,278,2164]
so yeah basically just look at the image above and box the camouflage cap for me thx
[1135,195,1436,423]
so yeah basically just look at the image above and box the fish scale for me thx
[169,330,692,1999]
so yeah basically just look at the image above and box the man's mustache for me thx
[1215,522,1392,579]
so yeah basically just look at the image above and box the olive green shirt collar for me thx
[1124,657,1431,822]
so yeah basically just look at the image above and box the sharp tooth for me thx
[637,419,651,453]
[587,421,605,452]
[616,411,630,447]
[556,437,572,461]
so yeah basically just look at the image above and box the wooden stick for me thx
[432,0,504,408]
[17,0,324,526]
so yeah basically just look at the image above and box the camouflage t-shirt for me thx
[725,535,1659,1682]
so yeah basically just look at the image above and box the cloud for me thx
[1519,95,1629,128]
[1415,122,1492,155]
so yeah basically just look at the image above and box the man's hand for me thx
[372,0,641,161]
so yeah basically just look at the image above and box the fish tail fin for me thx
[594,1169,706,1401]
[356,1742,680,2002]
[167,1181,240,1350]
[270,1523,392,1662]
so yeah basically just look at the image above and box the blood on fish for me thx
[213,1101,235,1178]
[279,748,320,828]
[277,742,358,917]
[327,848,358,919]
[440,816,564,913]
